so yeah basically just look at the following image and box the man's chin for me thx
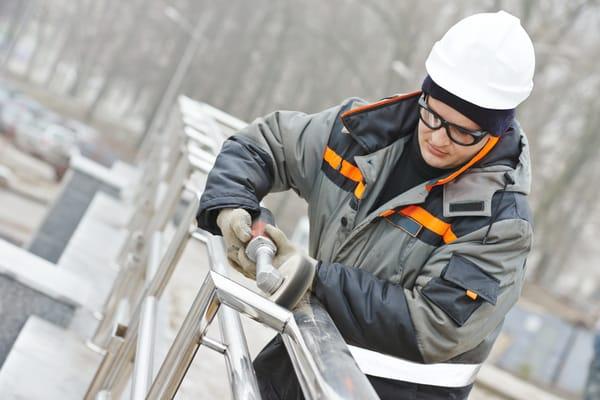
[423,153,452,169]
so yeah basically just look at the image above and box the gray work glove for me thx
[264,224,299,268]
[216,208,255,279]
[264,224,317,310]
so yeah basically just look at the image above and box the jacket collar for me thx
[341,91,421,153]
[341,91,531,218]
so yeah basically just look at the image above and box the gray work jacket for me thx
[197,90,533,365]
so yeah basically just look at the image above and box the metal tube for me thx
[145,264,378,399]
[254,246,282,295]
[84,325,127,399]
[200,337,227,354]
[183,126,218,152]
[148,270,288,400]
[153,155,191,232]
[85,193,199,398]
[283,298,380,400]
[95,390,111,400]
[145,273,219,399]
[130,233,162,399]
[211,273,379,399]
[205,234,262,400]
[131,296,157,400]
[211,272,290,332]
[186,141,217,163]
[187,154,213,174]
[89,254,141,351]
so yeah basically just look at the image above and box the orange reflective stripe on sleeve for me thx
[323,146,343,170]
[323,146,366,199]
[354,181,366,199]
[340,160,363,183]
[399,205,457,244]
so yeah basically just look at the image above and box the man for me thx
[197,10,535,400]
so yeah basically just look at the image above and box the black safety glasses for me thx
[417,94,488,146]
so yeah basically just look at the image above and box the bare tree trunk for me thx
[245,2,289,117]
[219,6,272,112]
[44,1,81,88]
[85,0,148,120]
[530,98,600,283]
[24,1,49,79]
[67,0,112,97]
[1,0,36,68]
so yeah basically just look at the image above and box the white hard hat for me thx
[425,10,535,110]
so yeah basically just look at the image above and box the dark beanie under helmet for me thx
[421,75,515,135]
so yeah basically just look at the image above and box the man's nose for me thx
[430,127,451,146]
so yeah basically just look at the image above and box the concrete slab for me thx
[0,188,48,245]
[27,170,120,263]
[85,191,134,229]
[0,316,102,399]
[0,275,76,367]
[0,239,92,308]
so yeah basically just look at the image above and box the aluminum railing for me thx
[86,225,380,399]
[85,190,200,396]
[82,96,380,399]
[144,233,379,399]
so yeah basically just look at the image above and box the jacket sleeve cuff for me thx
[196,195,261,235]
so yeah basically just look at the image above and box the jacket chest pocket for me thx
[380,213,432,281]
[421,254,500,327]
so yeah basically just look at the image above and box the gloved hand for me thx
[264,224,299,268]
[216,208,256,279]
[264,224,318,310]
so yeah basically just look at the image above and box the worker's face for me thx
[417,96,490,169]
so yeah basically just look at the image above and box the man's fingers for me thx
[265,224,288,246]
[226,244,240,261]
[227,252,256,279]
[231,212,252,243]
[226,254,243,272]
[237,247,254,268]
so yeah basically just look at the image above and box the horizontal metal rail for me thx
[147,234,379,400]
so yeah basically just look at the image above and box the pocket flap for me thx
[443,254,500,305]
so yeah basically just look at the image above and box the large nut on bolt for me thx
[245,236,283,294]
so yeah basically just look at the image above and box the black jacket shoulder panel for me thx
[478,122,521,169]
[341,94,420,153]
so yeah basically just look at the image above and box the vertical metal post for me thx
[89,154,188,350]
[204,233,262,400]
[130,232,162,399]
[85,193,199,398]
[145,273,220,399]
[88,253,142,351]
[86,324,128,399]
